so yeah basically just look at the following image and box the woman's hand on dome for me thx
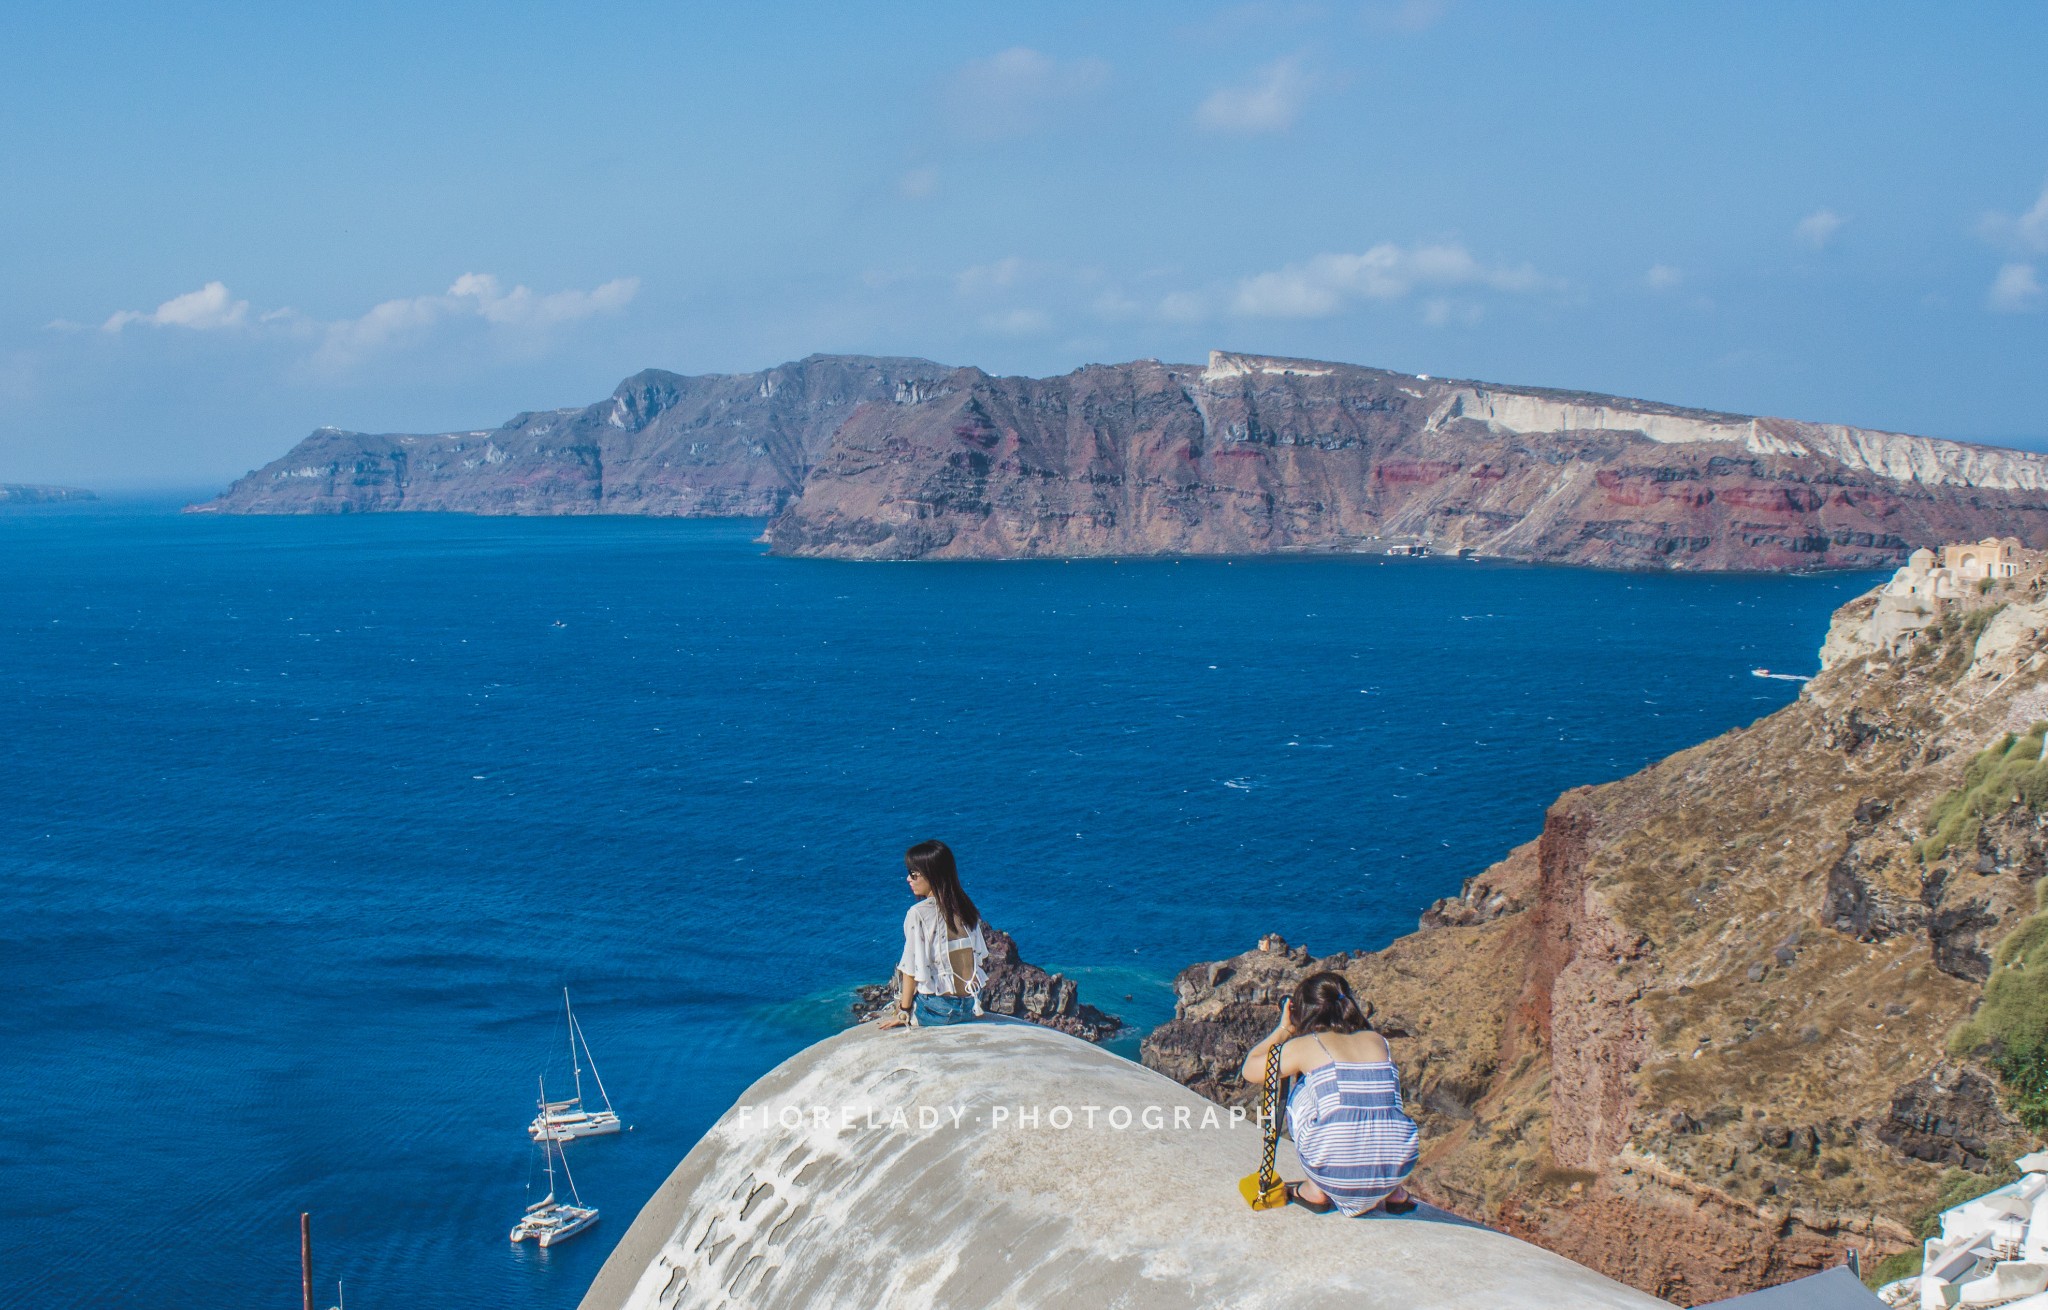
[876,1008,909,1030]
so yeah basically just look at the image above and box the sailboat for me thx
[510,1078,600,1247]
[527,988,622,1142]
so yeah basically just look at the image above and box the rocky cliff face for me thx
[769,352,2048,570]
[192,355,953,516]
[200,349,2048,572]
[1144,566,2048,1304]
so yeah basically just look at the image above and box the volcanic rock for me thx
[851,925,1121,1043]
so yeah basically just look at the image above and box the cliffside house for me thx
[1859,541,2038,655]
[1943,537,2026,581]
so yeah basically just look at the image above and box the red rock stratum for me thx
[201,351,2048,572]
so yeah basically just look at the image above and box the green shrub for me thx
[1993,1045,2048,1135]
[1918,724,2048,862]
[1932,605,2009,682]
[1866,1248,1920,1289]
[1865,1170,2008,1287]
[1950,877,2048,1137]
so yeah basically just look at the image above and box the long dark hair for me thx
[1289,971,1371,1036]
[906,839,980,933]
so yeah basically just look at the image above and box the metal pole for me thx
[300,1212,313,1310]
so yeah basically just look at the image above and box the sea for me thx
[0,505,1879,1309]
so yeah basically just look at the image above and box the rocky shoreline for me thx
[1137,562,2048,1304]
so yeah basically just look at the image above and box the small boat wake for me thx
[1750,668,1811,683]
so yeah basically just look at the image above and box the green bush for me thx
[1932,605,2009,682]
[1993,1045,2048,1135]
[1918,724,2048,862]
[1866,1248,1920,1289]
[1864,1170,2008,1287]
[1950,877,2048,1135]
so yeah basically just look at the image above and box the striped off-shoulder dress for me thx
[1285,1036,1420,1216]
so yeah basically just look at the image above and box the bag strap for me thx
[1255,1039,1282,1195]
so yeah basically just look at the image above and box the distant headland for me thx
[193,351,2048,572]
[0,483,96,505]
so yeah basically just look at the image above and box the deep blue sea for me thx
[0,506,1877,1309]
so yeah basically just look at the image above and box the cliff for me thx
[191,355,953,516]
[198,349,2048,572]
[1144,563,2048,1304]
[768,352,2048,570]
[577,1020,1671,1310]
[0,483,96,504]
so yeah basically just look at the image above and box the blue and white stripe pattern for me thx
[1286,1058,1420,1215]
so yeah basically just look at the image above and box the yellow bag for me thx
[1240,1041,1286,1210]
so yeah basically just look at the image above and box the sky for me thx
[2,1,2045,491]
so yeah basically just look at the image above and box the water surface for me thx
[0,510,1875,1308]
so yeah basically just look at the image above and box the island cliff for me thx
[193,355,953,516]
[200,351,2048,573]
[0,483,96,504]
[1144,560,2048,1303]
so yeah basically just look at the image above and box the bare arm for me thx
[875,970,916,1029]
[1238,1000,1296,1082]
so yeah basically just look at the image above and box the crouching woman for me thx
[1238,970,1420,1215]
[876,839,989,1029]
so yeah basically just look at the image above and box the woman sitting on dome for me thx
[876,839,988,1029]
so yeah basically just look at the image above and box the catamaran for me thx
[510,1079,600,1248]
[528,988,622,1142]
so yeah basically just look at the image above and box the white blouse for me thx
[896,899,989,997]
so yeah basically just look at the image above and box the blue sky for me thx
[3,1,2045,490]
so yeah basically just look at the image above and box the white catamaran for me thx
[510,1079,600,1248]
[528,988,622,1142]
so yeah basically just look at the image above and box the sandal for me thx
[1377,1188,1418,1216]
[1284,1182,1335,1214]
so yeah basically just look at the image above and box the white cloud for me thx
[310,273,637,372]
[1231,243,1552,317]
[1989,262,2044,313]
[1196,57,1312,136]
[1794,209,1845,250]
[1644,264,1683,291]
[1981,184,2048,254]
[942,48,1109,141]
[103,281,250,332]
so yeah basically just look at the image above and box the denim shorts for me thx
[913,994,978,1027]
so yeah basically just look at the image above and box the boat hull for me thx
[510,1203,600,1246]
[528,1109,622,1142]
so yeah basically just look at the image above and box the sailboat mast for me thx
[572,1010,617,1116]
[555,1118,586,1206]
[537,1077,557,1201]
[565,988,585,1106]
